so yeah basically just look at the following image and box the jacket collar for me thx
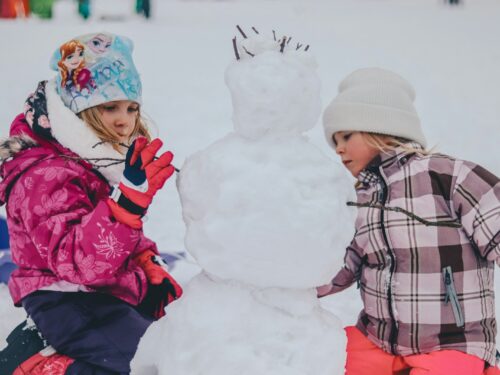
[357,142,423,187]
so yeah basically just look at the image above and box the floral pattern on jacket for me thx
[0,114,157,306]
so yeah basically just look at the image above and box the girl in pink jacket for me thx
[0,32,182,375]
[319,68,500,375]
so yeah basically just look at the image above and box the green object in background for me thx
[78,0,90,19]
[30,0,54,19]
[136,0,150,19]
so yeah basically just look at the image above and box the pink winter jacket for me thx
[0,114,156,306]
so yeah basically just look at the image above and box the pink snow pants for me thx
[344,326,489,375]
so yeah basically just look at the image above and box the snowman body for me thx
[132,34,353,375]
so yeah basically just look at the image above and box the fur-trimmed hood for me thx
[0,80,126,204]
[0,133,37,161]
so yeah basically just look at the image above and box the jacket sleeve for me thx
[452,161,500,264]
[317,237,363,297]
[15,162,152,286]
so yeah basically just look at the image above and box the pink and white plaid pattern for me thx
[321,144,500,365]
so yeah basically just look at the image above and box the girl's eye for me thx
[343,133,352,141]
[102,105,116,111]
[66,54,74,60]
[79,50,84,57]
[128,107,139,113]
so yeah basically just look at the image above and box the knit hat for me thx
[322,67,427,148]
[49,32,142,114]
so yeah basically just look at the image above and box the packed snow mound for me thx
[178,133,354,288]
[226,33,321,140]
[131,272,346,375]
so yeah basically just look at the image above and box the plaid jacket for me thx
[320,145,500,365]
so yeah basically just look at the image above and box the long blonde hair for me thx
[360,132,432,156]
[79,106,152,153]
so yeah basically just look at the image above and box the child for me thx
[318,67,500,375]
[0,32,182,375]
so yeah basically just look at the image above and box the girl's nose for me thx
[114,110,129,125]
[335,144,344,155]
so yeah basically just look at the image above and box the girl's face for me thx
[333,131,380,177]
[98,100,139,143]
[63,47,84,71]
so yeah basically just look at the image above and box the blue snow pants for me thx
[22,290,154,375]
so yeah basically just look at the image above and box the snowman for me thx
[132,27,354,375]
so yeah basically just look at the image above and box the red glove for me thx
[107,137,175,229]
[134,249,183,319]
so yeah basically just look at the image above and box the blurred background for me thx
[0,0,499,348]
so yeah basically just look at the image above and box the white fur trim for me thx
[45,79,124,185]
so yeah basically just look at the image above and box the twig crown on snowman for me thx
[232,25,310,61]
[226,25,321,140]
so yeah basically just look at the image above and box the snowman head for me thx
[225,27,321,140]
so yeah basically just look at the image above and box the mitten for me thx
[107,137,175,229]
[134,249,183,319]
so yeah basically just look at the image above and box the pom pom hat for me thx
[49,32,142,113]
[323,67,427,148]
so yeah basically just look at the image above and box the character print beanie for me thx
[49,32,142,114]
[322,67,427,148]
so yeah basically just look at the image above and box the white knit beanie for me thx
[323,67,427,149]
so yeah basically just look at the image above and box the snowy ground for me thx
[0,0,499,361]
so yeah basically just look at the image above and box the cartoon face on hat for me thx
[50,32,142,114]
[86,33,113,55]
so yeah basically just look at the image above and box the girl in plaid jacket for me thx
[318,68,500,375]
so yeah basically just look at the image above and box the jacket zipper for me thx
[442,266,465,328]
[377,171,399,355]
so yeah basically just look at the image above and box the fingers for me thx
[149,165,175,190]
[147,151,174,175]
[140,138,163,168]
[129,137,148,166]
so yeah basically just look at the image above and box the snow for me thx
[131,34,351,373]
[0,0,499,371]
[133,273,346,375]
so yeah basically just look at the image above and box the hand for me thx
[107,137,175,228]
[134,249,183,319]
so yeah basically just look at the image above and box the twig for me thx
[296,43,303,50]
[346,202,462,228]
[91,141,180,172]
[242,46,255,57]
[287,36,292,44]
[280,36,287,53]
[252,26,259,34]
[232,37,240,60]
[236,25,247,39]
[272,30,276,41]
[304,45,310,51]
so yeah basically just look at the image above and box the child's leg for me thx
[403,350,485,375]
[22,291,154,374]
[345,326,396,375]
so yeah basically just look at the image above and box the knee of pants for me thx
[345,326,396,375]
[404,350,485,375]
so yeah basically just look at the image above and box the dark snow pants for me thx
[22,290,154,375]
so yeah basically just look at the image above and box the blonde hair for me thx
[78,106,152,153]
[360,132,432,156]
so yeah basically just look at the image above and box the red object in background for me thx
[0,0,30,18]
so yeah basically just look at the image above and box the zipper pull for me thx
[444,270,451,304]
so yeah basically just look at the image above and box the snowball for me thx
[131,273,346,375]
[177,133,354,288]
[226,49,321,140]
